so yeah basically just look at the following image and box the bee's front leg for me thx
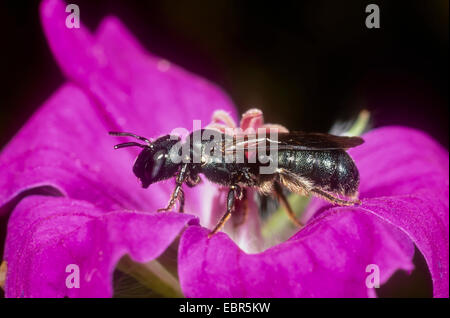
[208,185,241,237]
[158,163,188,213]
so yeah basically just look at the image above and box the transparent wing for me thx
[223,131,364,153]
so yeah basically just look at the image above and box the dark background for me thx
[0,0,448,298]
[0,0,448,149]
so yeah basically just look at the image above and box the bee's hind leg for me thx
[233,188,249,227]
[209,185,240,237]
[273,182,304,228]
[310,188,361,206]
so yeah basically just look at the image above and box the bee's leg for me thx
[233,188,249,227]
[178,188,185,213]
[208,185,240,237]
[157,183,184,212]
[311,188,361,206]
[158,163,188,212]
[273,182,304,228]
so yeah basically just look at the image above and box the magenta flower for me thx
[0,0,448,298]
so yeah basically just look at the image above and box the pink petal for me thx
[179,208,414,297]
[40,0,237,138]
[304,127,449,297]
[4,196,196,297]
[0,84,153,213]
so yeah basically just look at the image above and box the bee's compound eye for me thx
[155,152,165,161]
[150,150,166,178]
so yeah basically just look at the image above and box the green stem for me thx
[117,255,183,298]
[262,194,310,244]
[346,109,370,136]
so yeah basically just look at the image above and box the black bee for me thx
[109,128,364,236]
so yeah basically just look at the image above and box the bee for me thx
[109,123,363,237]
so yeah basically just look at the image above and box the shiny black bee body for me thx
[274,148,360,199]
[110,128,363,236]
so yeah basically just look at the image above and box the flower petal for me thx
[40,0,237,137]
[4,196,196,297]
[179,208,414,298]
[360,194,448,297]
[354,126,448,198]
[178,127,449,297]
[304,126,449,297]
[0,84,160,213]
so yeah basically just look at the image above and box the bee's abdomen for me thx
[278,149,359,196]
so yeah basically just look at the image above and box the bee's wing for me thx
[274,131,364,150]
[224,131,364,153]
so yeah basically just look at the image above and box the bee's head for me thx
[109,132,181,188]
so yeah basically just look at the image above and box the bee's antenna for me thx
[113,142,148,149]
[109,131,152,146]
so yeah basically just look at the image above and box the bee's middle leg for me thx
[208,185,241,237]
[178,188,185,213]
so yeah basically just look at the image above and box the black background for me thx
[0,0,448,149]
